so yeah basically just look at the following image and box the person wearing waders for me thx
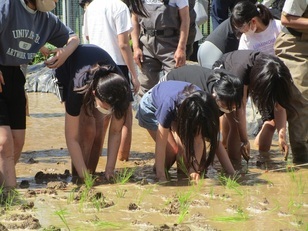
[131,0,190,97]
[274,0,308,164]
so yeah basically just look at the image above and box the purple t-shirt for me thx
[151,80,201,128]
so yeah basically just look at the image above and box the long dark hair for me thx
[176,85,220,172]
[212,69,243,111]
[83,65,130,119]
[122,0,148,17]
[249,53,295,115]
[231,1,273,29]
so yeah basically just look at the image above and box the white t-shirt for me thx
[282,0,308,16]
[238,19,283,55]
[143,0,188,9]
[84,0,132,65]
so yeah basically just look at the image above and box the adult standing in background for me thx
[274,0,308,164]
[0,0,79,188]
[79,0,92,43]
[83,0,141,161]
[211,0,239,30]
[131,0,190,96]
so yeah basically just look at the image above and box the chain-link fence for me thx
[52,1,212,44]
[52,1,84,42]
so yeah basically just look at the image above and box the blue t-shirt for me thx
[151,80,201,128]
[0,0,71,65]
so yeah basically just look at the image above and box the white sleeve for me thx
[83,11,88,37]
[262,0,275,7]
[115,7,133,35]
[282,0,308,16]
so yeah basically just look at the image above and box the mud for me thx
[0,93,307,231]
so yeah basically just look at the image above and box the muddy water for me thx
[9,93,308,230]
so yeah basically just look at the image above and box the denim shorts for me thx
[135,90,158,131]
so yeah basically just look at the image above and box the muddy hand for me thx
[280,142,289,161]
[189,172,200,182]
[240,141,250,162]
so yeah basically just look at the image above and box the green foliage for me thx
[218,173,243,195]
[54,208,70,231]
[0,186,20,209]
[30,43,56,65]
[113,168,135,184]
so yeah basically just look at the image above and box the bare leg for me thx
[0,126,17,188]
[220,115,229,149]
[147,129,178,170]
[225,113,242,168]
[254,120,275,152]
[12,129,26,164]
[117,103,132,161]
[78,109,96,173]
[87,111,106,173]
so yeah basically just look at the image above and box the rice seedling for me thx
[91,196,108,212]
[0,186,20,209]
[115,188,127,198]
[286,167,306,196]
[84,171,96,190]
[177,190,193,223]
[218,173,243,196]
[67,188,77,204]
[77,172,97,211]
[209,186,215,199]
[93,221,123,230]
[287,198,303,215]
[113,167,135,184]
[136,185,155,206]
[54,208,70,231]
[212,206,249,222]
[177,156,189,179]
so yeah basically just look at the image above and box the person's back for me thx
[274,0,308,164]
[84,0,131,65]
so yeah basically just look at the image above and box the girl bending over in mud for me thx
[136,80,235,182]
[55,44,131,181]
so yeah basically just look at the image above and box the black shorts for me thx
[0,65,26,129]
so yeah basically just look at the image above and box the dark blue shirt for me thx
[151,80,201,128]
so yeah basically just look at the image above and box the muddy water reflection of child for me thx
[136,80,234,182]
[0,0,79,188]
[55,44,131,181]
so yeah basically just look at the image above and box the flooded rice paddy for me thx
[0,92,307,231]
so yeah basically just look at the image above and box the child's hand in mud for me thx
[189,172,200,182]
[105,171,114,181]
[240,141,250,162]
[156,173,167,183]
[279,139,289,161]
